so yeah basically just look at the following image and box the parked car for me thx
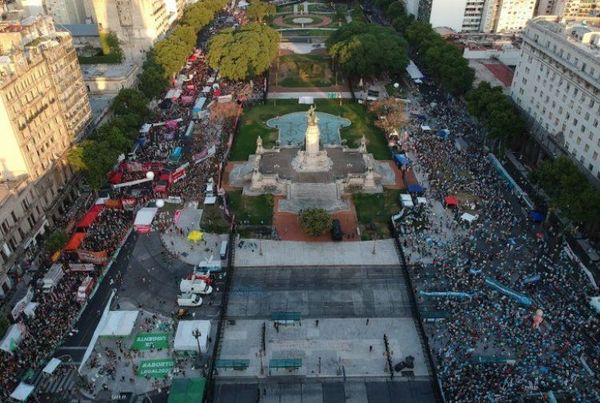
[331,219,343,241]
[177,293,203,307]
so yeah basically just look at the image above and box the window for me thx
[584,144,590,152]
[577,137,582,145]
[593,152,598,161]
[10,212,17,223]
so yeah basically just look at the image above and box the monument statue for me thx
[256,135,264,155]
[307,105,318,126]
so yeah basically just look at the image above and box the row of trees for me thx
[207,23,279,80]
[466,82,525,148]
[530,157,600,225]
[378,0,474,95]
[326,22,408,78]
[246,1,276,23]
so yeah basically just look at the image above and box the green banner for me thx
[131,332,170,350]
[137,359,174,378]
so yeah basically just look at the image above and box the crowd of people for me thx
[399,82,600,401]
[80,208,132,254]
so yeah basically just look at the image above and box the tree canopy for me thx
[465,82,525,147]
[247,1,276,23]
[207,23,279,80]
[137,50,169,100]
[326,22,408,78]
[530,156,600,225]
[298,208,332,236]
[46,230,68,254]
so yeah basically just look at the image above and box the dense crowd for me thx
[80,208,132,253]
[0,274,86,399]
[401,82,600,401]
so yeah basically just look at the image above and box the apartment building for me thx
[88,0,169,61]
[16,0,88,24]
[511,16,600,177]
[410,0,536,33]
[0,14,91,293]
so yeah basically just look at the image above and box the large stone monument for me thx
[291,105,333,172]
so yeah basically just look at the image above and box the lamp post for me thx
[192,328,202,364]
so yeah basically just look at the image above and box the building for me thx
[16,0,88,24]
[480,0,537,33]
[462,0,487,32]
[537,1,599,18]
[0,14,91,291]
[416,0,469,32]
[511,16,600,177]
[88,0,169,61]
[164,0,186,26]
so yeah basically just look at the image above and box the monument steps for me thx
[278,183,349,213]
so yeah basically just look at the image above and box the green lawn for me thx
[276,54,334,88]
[201,205,230,234]
[230,99,390,161]
[353,189,401,239]
[227,190,273,225]
[281,29,333,38]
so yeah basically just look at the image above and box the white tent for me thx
[0,324,24,353]
[590,297,600,314]
[238,0,249,8]
[165,88,182,100]
[420,125,432,132]
[174,320,211,352]
[42,357,62,374]
[23,302,38,318]
[406,60,424,82]
[134,207,158,228]
[139,123,152,134]
[416,197,427,205]
[10,382,35,402]
[99,311,139,337]
[460,212,478,223]
[400,194,414,208]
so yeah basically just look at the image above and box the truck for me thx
[177,293,203,307]
[76,276,96,303]
[42,264,65,294]
[180,279,213,295]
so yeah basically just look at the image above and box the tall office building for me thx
[88,0,169,60]
[16,0,88,24]
[511,16,600,177]
[0,14,91,290]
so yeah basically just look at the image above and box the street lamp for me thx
[192,328,202,361]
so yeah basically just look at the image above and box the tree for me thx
[207,23,279,80]
[298,208,332,236]
[138,50,169,99]
[99,31,123,62]
[326,22,408,78]
[46,230,68,254]
[247,1,276,23]
[111,89,150,122]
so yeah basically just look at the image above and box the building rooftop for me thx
[62,24,99,38]
[81,63,138,79]
[529,16,600,58]
[0,175,28,205]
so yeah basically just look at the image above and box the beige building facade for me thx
[0,15,91,295]
[480,0,537,33]
[511,16,600,177]
[89,0,169,61]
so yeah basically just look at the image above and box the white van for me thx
[219,240,228,260]
[177,293,203,307]
[180,279,213,295]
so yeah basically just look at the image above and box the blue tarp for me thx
[169,146,183,162]
[407,184,424,193]
[419,291,473,300]
[135,137,146,146]
[437,129,449,140]
[393,154,410,167]
[485,277,533,306]
[523,274,541,284]
[530,210,544,223]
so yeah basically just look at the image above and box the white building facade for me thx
[511,17,600,177]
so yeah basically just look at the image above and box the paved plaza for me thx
[234,239,401,266]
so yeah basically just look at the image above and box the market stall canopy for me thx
[416,197,427,205]
[140,123,152,134]
[42,357,62,374]
[393,154,410,166]
[530,210,544,223]
[165,89,182,100]
[174,320,211,352]
[187,231,204,242]
[400,194,414,208]
[444,196,459,206]
[460,212,478,223]
[407,184,424,193]
[65,232,85,251]
[406,60,424,82]
[420,125,431,131]
[23,302,38,318]
[168,377,206,403]
[10,382,35,401]
[0,324,24,353]
[99,311,139,336]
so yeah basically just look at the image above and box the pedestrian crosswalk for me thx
[34,365,79,396]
